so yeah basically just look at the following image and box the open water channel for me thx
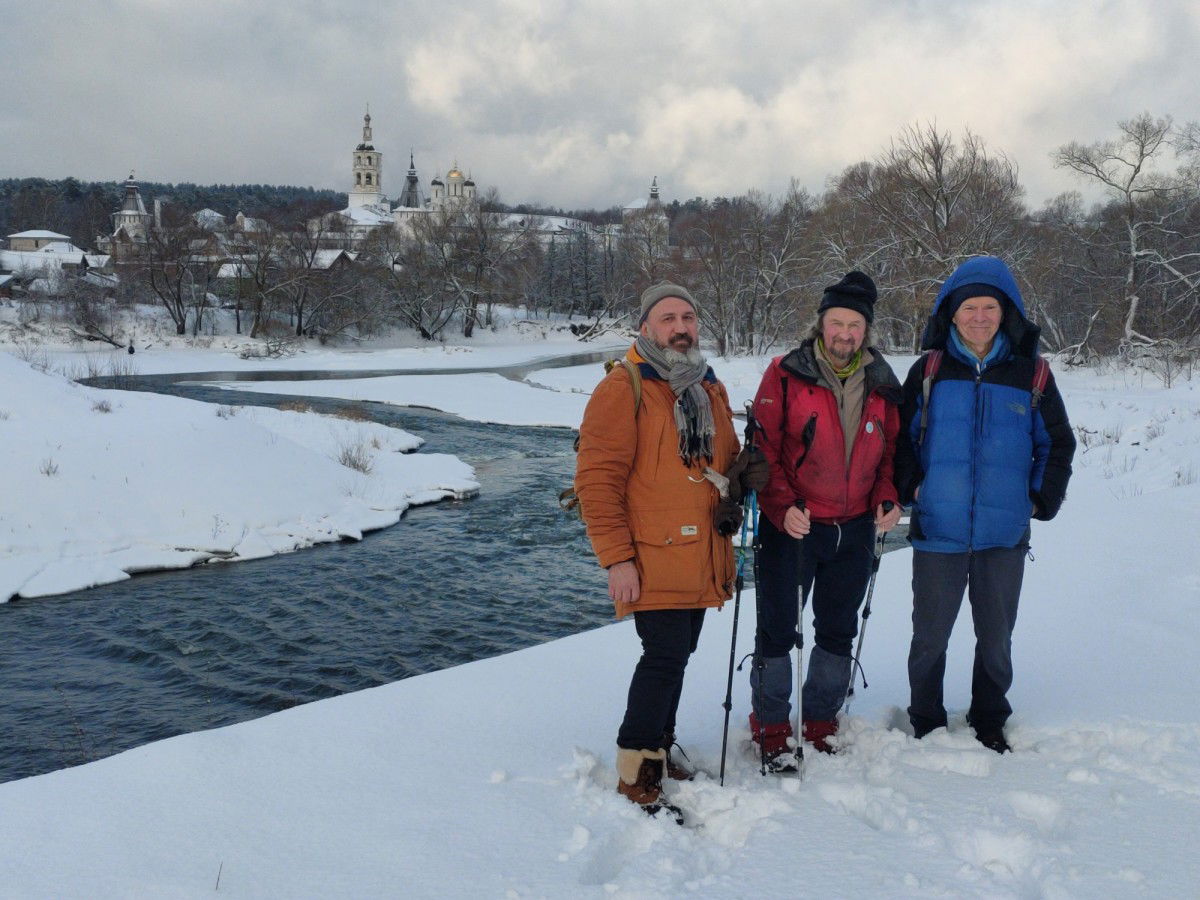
[0,353,627,783]
[0,352,906,784]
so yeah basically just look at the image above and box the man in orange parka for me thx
[576,282,766,819]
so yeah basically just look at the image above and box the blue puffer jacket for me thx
[894,257,1076,553]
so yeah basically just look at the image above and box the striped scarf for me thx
[635,335,716,465]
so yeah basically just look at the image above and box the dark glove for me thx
[725,447,770,501]
[714,496,744,537]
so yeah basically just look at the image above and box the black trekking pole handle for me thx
[871,500,894,573]
[743,400,758,451]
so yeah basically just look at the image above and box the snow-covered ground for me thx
[0,353,478,602]
[1,327,1198,897]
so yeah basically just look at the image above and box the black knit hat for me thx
[818,271,877,323]
[942,282,1012,318]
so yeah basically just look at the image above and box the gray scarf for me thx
[635,334,716,465]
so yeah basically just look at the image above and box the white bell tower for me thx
[349,108,384,208]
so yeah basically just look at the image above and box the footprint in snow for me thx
[1006,790,1067,837]
[816,781,914,834]
[902,748,994,778]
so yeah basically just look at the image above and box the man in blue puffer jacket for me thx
[894,256,1075,753]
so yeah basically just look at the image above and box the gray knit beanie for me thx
[639,282,698,325]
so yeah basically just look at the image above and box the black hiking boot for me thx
[974,728,1011,754]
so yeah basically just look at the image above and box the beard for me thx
[665,332,694,352]
[824,337,858,365]
[661,344,704,367]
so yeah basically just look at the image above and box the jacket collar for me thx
[780,338,901,401]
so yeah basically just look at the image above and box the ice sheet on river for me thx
[0,354,479,601]
[215,371,592,427]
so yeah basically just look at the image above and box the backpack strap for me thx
[561,359,643,511]
[1031,357,1050,411]
[917,349,943,449]
[610,358,642,415]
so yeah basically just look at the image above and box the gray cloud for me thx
[3,0,1197,211]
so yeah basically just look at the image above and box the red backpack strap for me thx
[1031,357,1050,410]
[917,350,943,449]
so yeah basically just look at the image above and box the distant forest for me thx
[0,175,714,249]
[0,177,348,248]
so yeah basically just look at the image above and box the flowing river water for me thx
[0,352,905,783]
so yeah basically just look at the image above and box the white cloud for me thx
[1,0,1196,210]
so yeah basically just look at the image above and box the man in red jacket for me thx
[749,271,903,767]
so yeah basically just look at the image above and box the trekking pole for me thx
[794,500,807,778]
[751,497,768,777]
[843,502,892,712]
[719,403,758,787]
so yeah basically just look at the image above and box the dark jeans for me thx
[616,608,706,750]
[907,545,1026,736]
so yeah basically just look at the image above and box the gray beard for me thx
[661,345,704,367]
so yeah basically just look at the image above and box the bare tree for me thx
[621,205,670,285]
[1052,113,1200,349]
[829,123,1030,350]
[130,205,217,335]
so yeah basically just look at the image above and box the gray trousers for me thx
[907,545,1026,736]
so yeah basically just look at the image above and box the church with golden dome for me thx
[325,109,664,255]
[428,164,476,211]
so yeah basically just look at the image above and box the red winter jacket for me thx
[752,341,901,532]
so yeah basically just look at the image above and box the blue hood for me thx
[933,256,1026,316]
[922,256,1040,356]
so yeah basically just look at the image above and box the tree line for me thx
[0,177,345,247]
[7,113,1200,366]
[444,112,1200,365]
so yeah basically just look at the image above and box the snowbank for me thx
[1,353,1198,897]
[0,353,478,602]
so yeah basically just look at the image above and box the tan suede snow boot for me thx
[616,748,682,823]
[616,747,666,805]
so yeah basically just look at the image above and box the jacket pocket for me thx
[630,511,703,595]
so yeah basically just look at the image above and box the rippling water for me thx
[0,370,907,784]
[0,383,614,783]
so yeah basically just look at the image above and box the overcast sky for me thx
[3,0,1197,211]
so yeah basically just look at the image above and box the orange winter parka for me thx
[575,345,741,619]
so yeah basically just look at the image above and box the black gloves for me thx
[714,496,744,536]
[725,447,770,502]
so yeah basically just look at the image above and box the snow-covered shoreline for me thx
[2,330,1199,897]
[0,353,479,602]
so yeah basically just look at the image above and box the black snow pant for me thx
[907,544,1026,737]
[616,608,706,751]
[751,513,875,724]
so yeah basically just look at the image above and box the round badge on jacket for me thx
[865,421,874,434]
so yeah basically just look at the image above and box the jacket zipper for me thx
[969,373,982,548]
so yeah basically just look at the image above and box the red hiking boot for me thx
[749,713,798,773]
[803,719,839,754]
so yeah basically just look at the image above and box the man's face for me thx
[641,297,699,352]
[820,307,867,364]
[952,295,1003,352]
